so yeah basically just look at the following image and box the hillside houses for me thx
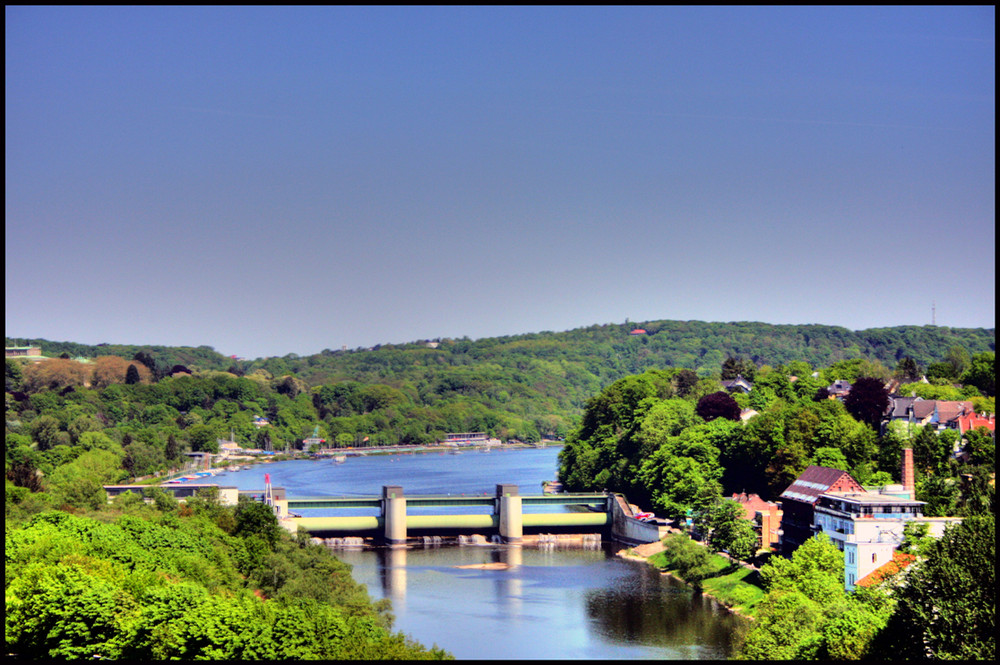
[884,396,993,433]
[778,449,964,591]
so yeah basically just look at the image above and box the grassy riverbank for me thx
[623,536,767,619]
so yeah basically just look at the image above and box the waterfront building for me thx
[778,465,865,555]
[5,346,44,359]
[730,492,782,551]
[780,449,963,590]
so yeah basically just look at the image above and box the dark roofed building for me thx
[778,465,865,555]
[721,376,753,393]
[888,395,922,421]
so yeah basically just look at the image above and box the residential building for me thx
[826,379,852,398]
[957,412,995,436]
[721,376,753,393]
[781,449,963,590]
[886,395,922,423]
[731,492,782,551]
[5,346,43,359]
[778,465,866,555]
[855,551,917,589]
[816,490,961,590]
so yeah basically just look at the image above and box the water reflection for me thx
[346,543,745,660]
[584,563,744,655]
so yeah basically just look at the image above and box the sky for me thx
[5,6,995,359]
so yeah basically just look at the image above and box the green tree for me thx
[707,498,758,562]
[962,351,995,397]
[739,534,847,659]
[6,358,24,391]
[963,425,995,470]
[811,446,848,471]
[233,497,281,549]
[760,534,844,603]
[187,423,220,454]
[29,415,62,451]
[875,516,995,660]
[944,345,971,377]
[894,356,921,382]
[47,449,125,510]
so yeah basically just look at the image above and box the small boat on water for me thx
[333,455,346,464]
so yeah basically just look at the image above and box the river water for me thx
[211,447,745,659]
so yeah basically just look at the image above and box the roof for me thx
[820,491,924,508]
[935,400,974,424]
[629,329,647,335]
[912,400,937,420]
[780,466,864,504]
[889,396,920,419]
[828,379,852,393]
[857,551,917,588]
[722,376,754,391]
[958,413,995,433]
[731,492,778,520]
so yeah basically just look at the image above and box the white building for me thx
[813,489,962,590]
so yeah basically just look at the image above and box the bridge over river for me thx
[260,483,666,545]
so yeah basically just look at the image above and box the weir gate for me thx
[253,484,666,545]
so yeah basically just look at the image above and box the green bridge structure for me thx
[257,484,666,545]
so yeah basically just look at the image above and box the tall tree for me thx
[894,356,921,382]
[721,356,756,381]
[707,498,758,562]
[962,351,995,397]
[875,516,995,660]
[944,345,971,377]
[843,376,889,431]
[125,363,142,385]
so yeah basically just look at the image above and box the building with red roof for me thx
[731,492,782,551]
[778,465,865,555]
[957,412,995,435]
[856,551,917,589]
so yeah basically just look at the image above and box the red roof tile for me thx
[857,551,917,588]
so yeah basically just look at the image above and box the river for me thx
[210,447,745,659]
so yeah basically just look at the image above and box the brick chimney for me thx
[902,448,915,498]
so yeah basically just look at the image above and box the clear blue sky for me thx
[6,6,995,359]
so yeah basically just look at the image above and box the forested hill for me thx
[9,321,994,383]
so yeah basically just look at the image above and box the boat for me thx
[333,455,346,464]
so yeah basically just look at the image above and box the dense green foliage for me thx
[7,323,994,442]
[559,363,993,514]
[871,515,995,660]
[5,499,450,659]
[737,535,895,660]
[5,325,995,660]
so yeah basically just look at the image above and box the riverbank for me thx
[617,537,763,620]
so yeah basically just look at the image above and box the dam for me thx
[264,483,667,545]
